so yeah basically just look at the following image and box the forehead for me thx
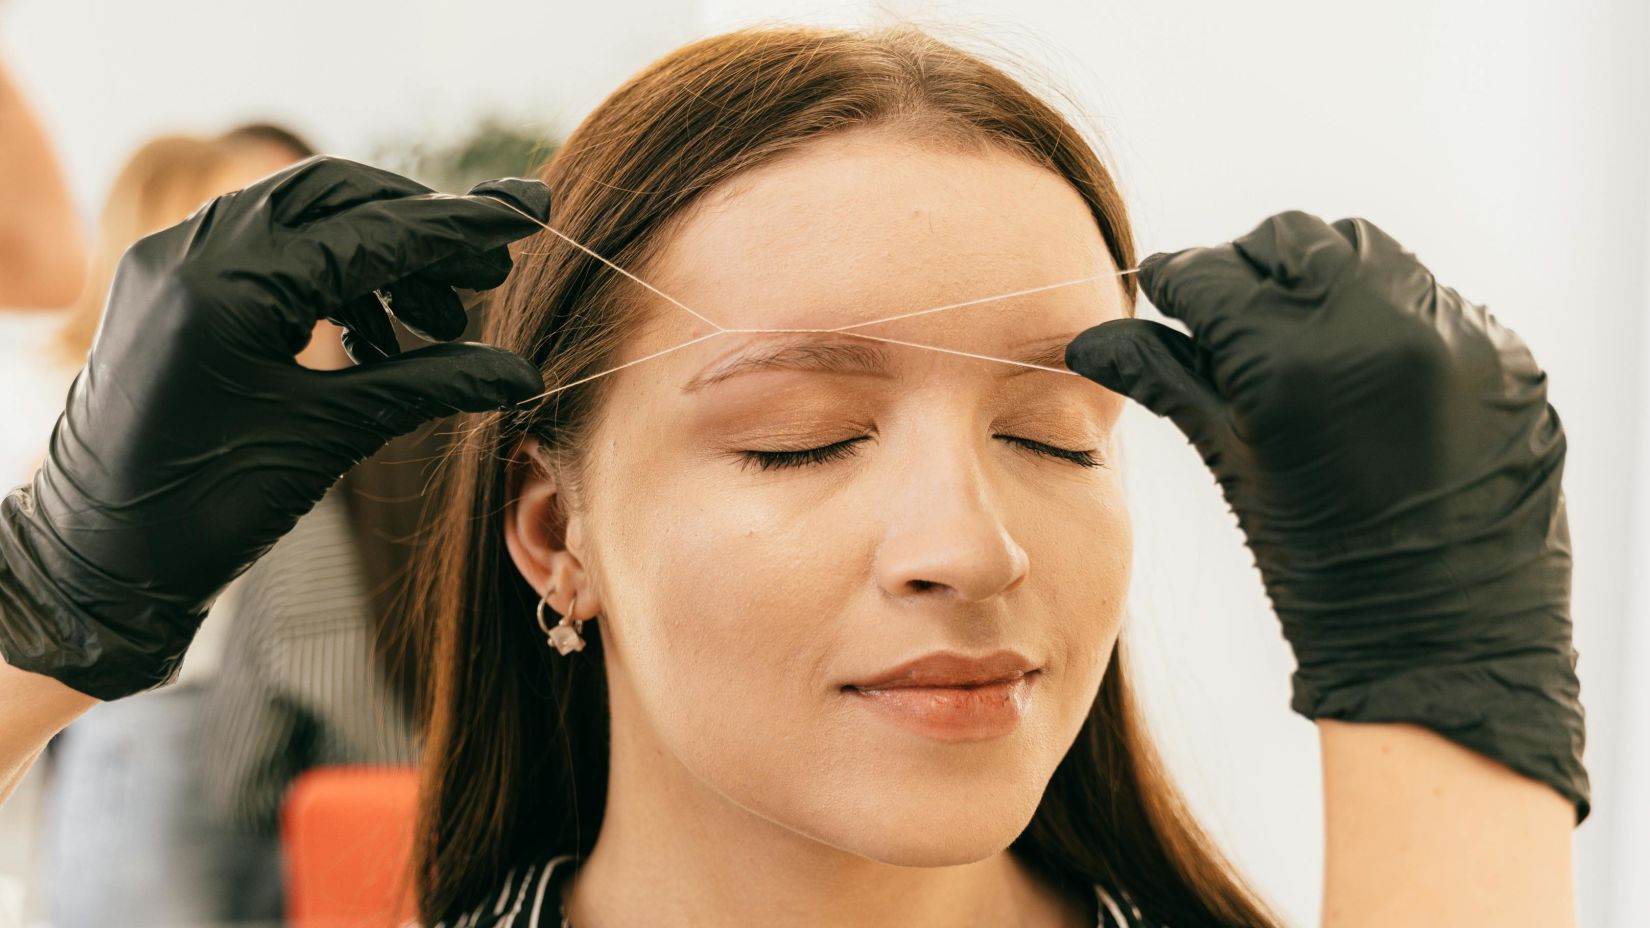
[643,128,1122,335]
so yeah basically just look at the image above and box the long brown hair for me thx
[410,25,1281,926]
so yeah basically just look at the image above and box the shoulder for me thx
[422,853,577,928]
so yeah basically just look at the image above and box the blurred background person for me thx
[181,118,556,927]
[2,134,240,510]
[0,51,85,311]
[219,121,318,174]
[15,111,554,926]
[49,135,237,374]
[32,125,320,928]
[177,448,426,925]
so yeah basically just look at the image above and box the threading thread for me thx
[452,194,1139,406]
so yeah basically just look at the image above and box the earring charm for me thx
[536,587,587,655]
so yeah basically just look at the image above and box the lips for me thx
[844,649,1037,691]
[842,651,1041,742]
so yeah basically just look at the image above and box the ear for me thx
[503,437,602,623]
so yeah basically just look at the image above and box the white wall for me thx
[1,0,702,211]
[1,1,1644,925]
[1610,141,1650,921]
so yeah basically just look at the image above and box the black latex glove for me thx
[1067,211,1588,823]
[0,156,548,701]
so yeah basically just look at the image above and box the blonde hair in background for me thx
[54,134,237,367]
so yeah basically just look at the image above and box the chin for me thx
[834,826,1023,868]
[799,789,1043,867]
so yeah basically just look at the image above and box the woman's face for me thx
[510,128,1132,866]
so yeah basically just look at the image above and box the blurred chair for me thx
[281,765,420,927]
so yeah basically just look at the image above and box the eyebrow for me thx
[680,332,1077,393]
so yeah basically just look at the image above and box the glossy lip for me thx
[842,650,1041,743]
[845,673,1039,742]
[843,649,1038,690]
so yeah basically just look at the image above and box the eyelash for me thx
[739,436,1103,472]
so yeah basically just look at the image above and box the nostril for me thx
[909,579,937,592]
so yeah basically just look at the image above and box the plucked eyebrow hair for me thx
[680,331,1077,393]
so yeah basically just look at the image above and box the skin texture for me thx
[1318,720,1575,927]
[504,129,1131,928]
[0,659,96,804]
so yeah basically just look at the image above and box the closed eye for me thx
[738,437,870,472]
[738,435,1103,472]
[995,435,1104,468]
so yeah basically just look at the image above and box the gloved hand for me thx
[1067,211,1588,823]
[0,156,547,701]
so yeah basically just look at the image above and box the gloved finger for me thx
[465,176,551,225]
[292,179,550,307]
[263,156,435,226]
[330,292,402,362]
[321,341,545,451]
[339,328,382,366]
[1230,210,1356,296]
[1066,318,1228,448]
[420,248,515,292]
[1136,245,1266,343]
[1329,216,1425,271]
[415,178,549,290]
[382,275,468,342]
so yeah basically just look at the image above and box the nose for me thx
[873,437,1031,603]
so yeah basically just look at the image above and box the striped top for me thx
[427,852,1162,927]
[189,485,421,833]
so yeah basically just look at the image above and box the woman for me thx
[411,26,1263,927]
[409,28,1585,927]
[0,25,1586,928]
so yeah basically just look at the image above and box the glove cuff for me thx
[0,483,200,701]
[1251,451,1587,821]
[1292,648,1590,825]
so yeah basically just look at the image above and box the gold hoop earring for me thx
[536,586,587,655]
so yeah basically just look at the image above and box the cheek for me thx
[593,425,1133,717]
[587,440,857,766]
[580,412,1133,852]
[1038,476,1132,718]
[598,458,852,672]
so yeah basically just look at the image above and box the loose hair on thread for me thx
[405,24,1282,927]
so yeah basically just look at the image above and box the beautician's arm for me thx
[0,56,87,308]
[1318,720,1574,926]
[0,658,95,805]
[1068,211,1588,927]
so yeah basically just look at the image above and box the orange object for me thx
[281,766,421,928]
